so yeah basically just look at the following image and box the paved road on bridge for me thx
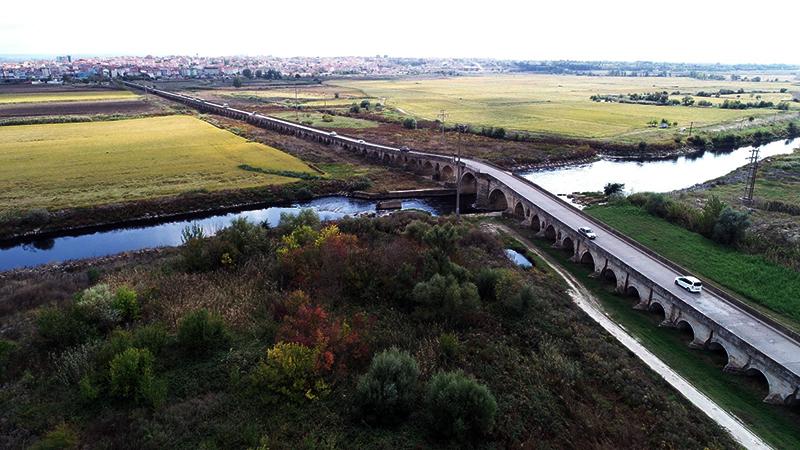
[455,156,800,379]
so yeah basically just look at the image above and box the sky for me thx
[1,0,798,64]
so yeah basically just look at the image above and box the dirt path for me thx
[485,222,770,450]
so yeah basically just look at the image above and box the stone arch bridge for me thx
[126,82,800,405]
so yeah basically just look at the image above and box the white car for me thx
[578,226,597,240]
[329,131,337,136]
[675,276,703,293]
[358,139,365,144]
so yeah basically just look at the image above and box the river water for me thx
[523,137,799,196]
[0,196,463,272]
[2,138,797,272]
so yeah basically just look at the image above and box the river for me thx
[0,196,466,272]
[523,137,799,196]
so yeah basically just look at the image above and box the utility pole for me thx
[742,146,760,205]
[454,124,468,221]
[437,109,449,146]
[688,121,693,137]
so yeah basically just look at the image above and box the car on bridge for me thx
[578,226,597,239]
[329,131,337,136]
[400,146,410,152]
[675,276,703,293]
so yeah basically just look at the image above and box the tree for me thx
[681,96,695,106]
[255,69,263,78]
[402,117,417,129]
[699,196,726,237]
[788,121,799,138]
[712,207,750,245]
[232,77,242,88]
[425,371,497,441]
[603,182,625,196]
[355,348,420,424]
[242,68,253,79]
[360,99,371,110]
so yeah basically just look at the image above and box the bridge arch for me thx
[441,165,455,183]
[513,201,525,219]
[562,236,575,255]
[676,319,696,344]
[530,214,541,232]
[488,189,509,210]
[544,224,557,240]
[624,285,641,300]
[460,172,477,194]
[422,161,435,176]
[648,301,668,323]
[600,267,618,286]
[383,153,391,164]
[579,250,595,269]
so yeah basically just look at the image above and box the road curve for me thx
[492,223,771,450]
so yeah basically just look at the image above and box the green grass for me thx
[272,111,378,129]
[0,91,140,104]
[523,229,800,450]
[585,204,800,329]
[0,115,315,212]
[331,75,793,139]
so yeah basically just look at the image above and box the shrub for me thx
[0,339,17,378]
[712,207,750,245]
[133,323,169,356]
[403,220,432,241]
[349,104,360,113]
[603,182,625,196]
[425,371,498,441]
[51,341,101,386]
[438,333,462,362]
[355,348,420,423]
[76,284,120,328]
[112,286,140,322]
[176,309,230,356]
[644,193,671,218]
[402,117,417,129]
[36,307,96,349]
[411,274,480,323]
[277,303,369,375]
[475,268,502,302]
[360,99,371,110]
[109,347,166,407]
[31,423,79,450]
[250,342,329,404]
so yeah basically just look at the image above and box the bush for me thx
[603,182,625,196]
[31,423,79,450]
[109,347,166,407]
[425,371,497,441]
[360,99,371,110]
[438,333,462,362]
[712,207,750,245]
[644,193,671,218]
[76,284,120,328]
[52,341,101,386]
[112,286,140,322]
[349,104,360,113]
[355,348,420,423]
[402,117,417,129]
[411,274,480,323]
[475,268,502,302]
[250,342,329,404]
[36,307,96,349]
[0,339,17,378]
[133,323,169,356]
[176,309,230,356]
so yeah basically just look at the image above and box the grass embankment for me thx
[331,75,794,140]
[0,115,316,213]
[0,91,140,104]
[585,204,800,330]
[516,225,800,450]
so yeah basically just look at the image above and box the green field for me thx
[331,75,795,139]
[273,111,378,129]
[519,227,800,450]
[585,204,800,329]
[0,90,140,104]
[0,115,315,212]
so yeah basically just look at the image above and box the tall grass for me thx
[587,204,800,328]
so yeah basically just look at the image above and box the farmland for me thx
[0,115,316,213]
[0,90,140,105]
[330,75,796,140]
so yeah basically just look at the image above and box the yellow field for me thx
[331,75,796,139]
[0,90,141,104]
[0,115,315,212]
